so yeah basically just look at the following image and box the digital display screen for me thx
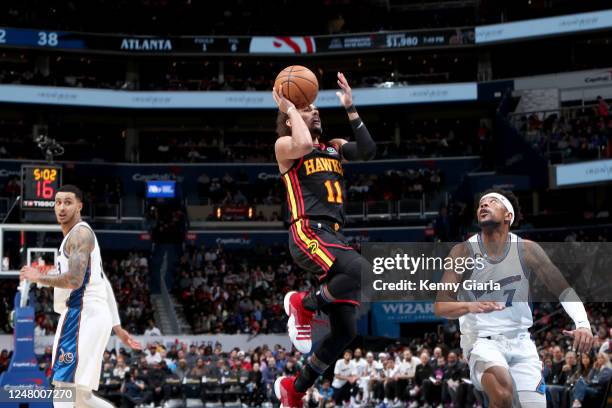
[20,165,62,210]
[0,26,471,56]
[553,159,612,187]
[146,181,176,198]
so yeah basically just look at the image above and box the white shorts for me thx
[462,332,544,394]
[51,298,112,391]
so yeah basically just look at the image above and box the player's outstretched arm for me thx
[434,243,504,319]
[20,226,93,289]
[273,87,313,164]
[113,326,143,350]
[335,72,376,161]
[523,240,593,353]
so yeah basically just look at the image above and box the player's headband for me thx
[480,192,515,226]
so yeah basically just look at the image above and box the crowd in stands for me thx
[196,171,267,206]
[173,242,304,335]
[346,169,442,204]
[0,123,126,163]
[0,65,130,91]
[147,203,188,245]
[533,303,612,408]
[513,97,611,164]
[0,251,155,336]
[435,185,612,242]
[0,115,480,166]
[2,0,606,36]
[2,301,610,407]
[1,220,612,406]
[140,55,475,92]
[0,53,474,92]
[92,342,488,408]
[0,0,476,36]
[141,132,277,164]
[0,280,18,334]
[138,118,481,165]
[194,168,442,206]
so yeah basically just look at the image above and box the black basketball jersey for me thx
[282,142,346,226]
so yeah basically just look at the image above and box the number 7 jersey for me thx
[458,232,533,337]
[282,143,346,226]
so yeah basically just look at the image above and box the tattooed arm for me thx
[20,226,93,289]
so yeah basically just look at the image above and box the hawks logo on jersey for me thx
[282,143,347,226]
[303,156,344,176]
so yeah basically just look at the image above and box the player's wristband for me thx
[345,104,357,114]
[287,106,296,115]
[559,288,590,329]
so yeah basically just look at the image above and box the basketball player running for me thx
[434,189,594,408]
[20,185,142,407]
[272,72,376,407]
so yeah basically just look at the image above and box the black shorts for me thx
[288,218,362,303]
[288,218,353,278]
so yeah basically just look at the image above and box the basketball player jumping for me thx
[271,72,376,407]
[435,189,594,408]
[20,185,142,407]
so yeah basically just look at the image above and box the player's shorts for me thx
[288,218,362,303]
[51,298,112,391]
[462,332,545,394]
[288,218,354,279]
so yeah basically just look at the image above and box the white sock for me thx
[76,388,115,408]
[518,390,546,408]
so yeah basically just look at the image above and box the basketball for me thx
[274,65,319,109]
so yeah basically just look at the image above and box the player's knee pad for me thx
[517,391,546,408]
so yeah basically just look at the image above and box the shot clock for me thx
[20,165,62,210]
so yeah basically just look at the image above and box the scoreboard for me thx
[20,165,62,210]
[0,26,473,56]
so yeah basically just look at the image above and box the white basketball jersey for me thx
[458,232,532,337]
[54,221,108,314]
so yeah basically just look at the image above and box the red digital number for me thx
[36,180,54,199]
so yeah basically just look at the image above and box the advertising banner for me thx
[372,301,443,337]
[0,83,478,109]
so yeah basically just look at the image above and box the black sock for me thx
[302,287,333,312]
[294,358,327,393]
